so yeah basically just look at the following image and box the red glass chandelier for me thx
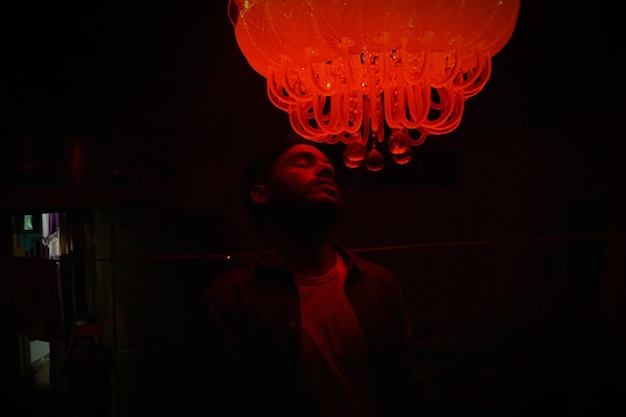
[228,0,521,170]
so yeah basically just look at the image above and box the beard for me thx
[270,198,340,238]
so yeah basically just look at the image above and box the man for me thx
[196,135,419,416]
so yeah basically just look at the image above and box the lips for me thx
[314,178,337,189]
[313,178,338,197]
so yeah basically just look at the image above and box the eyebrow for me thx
[286,151,332,166]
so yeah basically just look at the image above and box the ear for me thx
[250,184,270,204]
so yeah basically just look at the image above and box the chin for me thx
[277,199,341,230]
[313,195,339,207]
[309,196,340,212]
[308,200,340,226]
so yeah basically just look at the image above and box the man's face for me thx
[267,144,340,208]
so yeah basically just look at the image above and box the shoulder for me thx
[344,250,403,294]
[338,245,395,280]
[350,252,395,278]
[203,257,256,302]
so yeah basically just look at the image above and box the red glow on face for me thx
[270,144,339,205]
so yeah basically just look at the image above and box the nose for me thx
[317,159,335,179]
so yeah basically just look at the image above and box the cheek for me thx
[271,176,309,200]
[270,165,325,199]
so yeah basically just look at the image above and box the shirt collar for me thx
[255,242,357,273]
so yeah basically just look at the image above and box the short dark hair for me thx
[238,131,309,230]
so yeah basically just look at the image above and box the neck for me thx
[261,201,340,275]
[266,228,337,276]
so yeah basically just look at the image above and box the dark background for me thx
[1,1,625,416]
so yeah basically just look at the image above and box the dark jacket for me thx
[189,245,420,416]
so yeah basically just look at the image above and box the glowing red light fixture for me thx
[228,0,521,170]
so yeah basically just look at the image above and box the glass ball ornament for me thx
[342,138,367,168]
[364,148,385,172]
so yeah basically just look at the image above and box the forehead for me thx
[276,144,331,166]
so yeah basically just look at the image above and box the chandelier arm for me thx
[394,61,431,129]
[373,92,385,143]
[289,111,317,140]
[421,88,455,130]
[305,97,343,138]
[403,83,429,129]
[349,53,363,92]
[289,103,312,138]
[397,84,413,128]
[348,91,364,134]
[325,134,344,144]
[334,81,359,135]
[339,85,353,133]
[267,85,291,111]
[443,88,459,122]
[401,49,431,86]
[335,88,360,135]
[454,47,486,90]
[339,38,358,88]
[305,60,336,97]
[397,85,412,128]
[275,56,318,103]
[367,67,381,134]
[428,83,446,112]
[408,130,428,147]
[462,53,492,98]
[421,90,464,134]
[442,92,465,133]
[279,67,312,103]
[431,49,463,89]
[404,85,424,129]
[383,88,402,130]
[311,94,329,133]
[362,94,371,143]
[299,101,318,134]
[291,101,326,140]
[380,49,391,92]
[266,69,294,111]
[385,61,405,129]
[454,48,489,93]
[326,94,343,135]
[312,94,344,136]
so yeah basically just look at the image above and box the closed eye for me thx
[287,154,314,167]
[285,150,334,172]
